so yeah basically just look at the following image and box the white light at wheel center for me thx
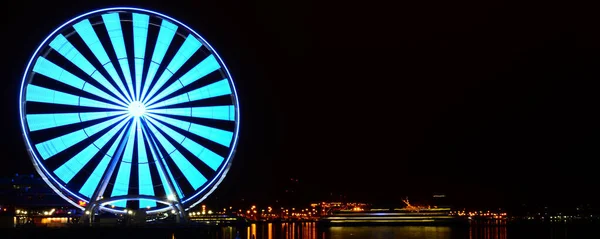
[128,101,146,117]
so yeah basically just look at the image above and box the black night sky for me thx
[1,0,599,209]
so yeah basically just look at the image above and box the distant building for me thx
[0,173,73,208]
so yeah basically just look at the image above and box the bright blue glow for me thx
[79,97,126,110]
[145,120,176,154]
[104,63,132,103]
[73,19,132,103]
[166,35,202,74]
[187,80,232,101]
[26,84,79,106]
[133,13,150,101]
[145,116,187,142]
[79,119,129,198]
[141,63,159,101]
[147,107,191,117]
[20,7,240,212]
[179,55,220,86]
[27,111,124,131]
[33,57,85,88]
[146,94,188,109]
[101,13,127,59]
[148,105,234,121]
[73,19,110,64]
[146,115,225,170]
[194,106,235,121]
[147,113,232,146]
[146,113,189,131]
[90,71,130,105]
[141,124,182,199]
[91,115,131,149]
[79,111,126,122]
[34,114,127,160]
[119,58,134,97]
[121,118,137,164]
[49,34,96,75]
[35,130,87,160]
[137,120,156,208]
[83,114,128,136]
[140,20,178,102]
[170,151,207,189]
[181,138,223,171]
[111,118,136,207]
[111,160,132,208]
[54,144,99,183]
[49,35,129,105]
[188,123,233,147]
[35,58,127,108]
[145,55,219,106]
[26,84,126,111]
[152,20,178,63]
[27,113,79,132]
[145,81,183,106]
[146,79,232,109]
[143,35,202,104]
[102,13,135,100]
[82,84,129,108]
[146,120,207,189]
[53,117,128,184]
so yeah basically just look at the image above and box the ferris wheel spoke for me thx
[73,19,132,103]
[139,20,178,103]
[148,105,235,121]
[137,119,157,208]
[110,117,137,208]
[102,13,136,102]
[146,79,232,110]
[145,119,208,190]
[145,115,225,172]
[147,113,233,148]
[133,13,150,101]
[33,114,129,160]
[144,55,219,106]
[48,35,130,106]
[26,111,126,132]
[79,119,130,198]
[53,116,130,185]
[33,57,128,108]
[143,35,202,105]
[26,85,126,111]
[140,121,184,200]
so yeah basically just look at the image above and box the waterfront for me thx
[3,223,600,239]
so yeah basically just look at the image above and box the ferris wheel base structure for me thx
[19,7,240,225]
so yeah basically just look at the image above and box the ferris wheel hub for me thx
[128,101,146,117]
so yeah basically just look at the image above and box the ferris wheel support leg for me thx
[140,118,187,223]
[80,121,133,225]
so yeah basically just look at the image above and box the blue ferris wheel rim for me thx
[18,7,240,212]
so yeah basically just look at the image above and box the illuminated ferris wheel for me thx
[18,7,240,219]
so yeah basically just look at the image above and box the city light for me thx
[167,194,176,201]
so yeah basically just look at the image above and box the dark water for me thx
[3,223,599,239]
[209,223,598,239]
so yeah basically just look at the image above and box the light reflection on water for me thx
[209,222,475,239]
[198,222,598,239]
